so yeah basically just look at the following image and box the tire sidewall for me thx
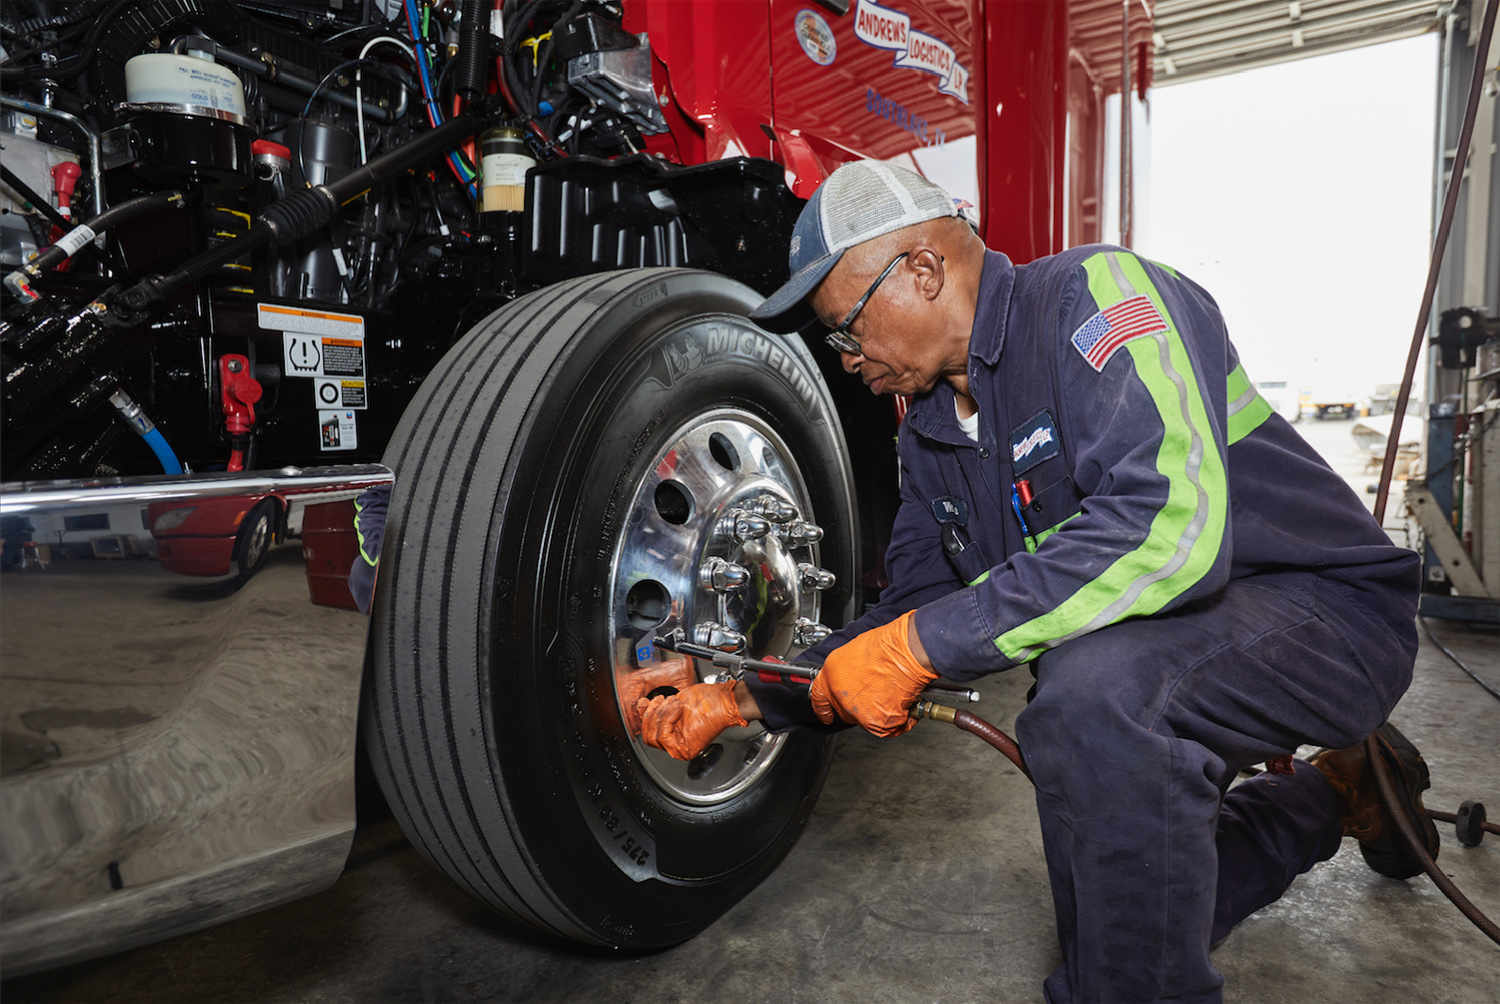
[488,273,853,945]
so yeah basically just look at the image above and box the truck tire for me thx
[363,268,857,949]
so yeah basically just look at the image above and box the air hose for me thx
[913,698,1498,945]
[1358,0,1499,949]
[916,701,1031,782]
[109,389,182,475]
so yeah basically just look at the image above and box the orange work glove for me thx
[618,658,698,735]
[636,680,748,761]
[809,611,937,736]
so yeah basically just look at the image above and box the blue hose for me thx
[142,427,183,475]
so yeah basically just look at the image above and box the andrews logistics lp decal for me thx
[796,8,836,65]
[854,0,969,104]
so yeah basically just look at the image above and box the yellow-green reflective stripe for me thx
[995,251,1228,662]
[1226,363,1273,444]
[968,569,991,586]
[1033,512,1080,548]
[1227,363,1253,402]
[354,498,378,566]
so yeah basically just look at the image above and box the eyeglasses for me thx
[824,251,909,354]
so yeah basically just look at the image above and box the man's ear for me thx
[910,246,945,301]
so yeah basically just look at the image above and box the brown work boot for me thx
[1309,722,1440,879]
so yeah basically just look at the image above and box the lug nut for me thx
[748,495,797,522]
[699,556,750,593]
[793,618,832,647]
[722,510,771,543]
[798,563,836,590]
[694,621,748,653]
[781,520,824,546]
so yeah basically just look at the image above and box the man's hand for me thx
[809,611,937,736]
[618,658,698,735]
[636,680,748,760]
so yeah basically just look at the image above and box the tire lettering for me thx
[596,804,656,875]
[597,412,663,559]
[635,283,667,307]
[707,326,736,353]
[600,914,636,939]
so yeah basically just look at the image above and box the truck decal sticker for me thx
[854,0,970,104]
[867,88,947,146]
[795,9,837,65]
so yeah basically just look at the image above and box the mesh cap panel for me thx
[750,162,960,332]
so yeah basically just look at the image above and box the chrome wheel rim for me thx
[609,408,835,806]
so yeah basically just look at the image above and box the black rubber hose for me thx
[11,0,109,39]
[113,111,483,314]
[454,0,488,102]
[926,703,1496,944]
[21,190,184,276]
[1367,733,1500,945]
[0,0,133,80]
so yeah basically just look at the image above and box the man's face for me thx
[809,248,947,397]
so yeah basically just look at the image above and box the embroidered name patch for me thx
[1070,295,1169,371]
[931,495,968,525]
[1009,410,1060,475]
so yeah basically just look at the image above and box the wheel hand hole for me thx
[645,686,679,700]
[687,743,724,780]
[625,579,672,631]
[709,433,739,471]
[654,480,693,525]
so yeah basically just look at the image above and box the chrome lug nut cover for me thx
[781,519,824,546]
[699,556,750,593]
[794,618,833,647]
[695,621,748,653]
[797,563,836,590]
[747,495,798,522]
[723,510,772,543]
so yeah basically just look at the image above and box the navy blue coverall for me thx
[751,246,1420,1003]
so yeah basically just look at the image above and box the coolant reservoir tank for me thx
[124,52,247,122]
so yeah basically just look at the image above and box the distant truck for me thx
[1253,379,1302,423]
[1301,385,1362,420]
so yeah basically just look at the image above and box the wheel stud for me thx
[699,556,751,592]
[781,520,824,546]
[794,617,832,646]
[798,563,836,590]
[694,621,748,653]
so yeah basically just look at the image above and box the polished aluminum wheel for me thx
[610,409,836,806]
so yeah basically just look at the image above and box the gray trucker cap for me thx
[750,161,959,334]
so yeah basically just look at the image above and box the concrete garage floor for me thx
[3,622,1496,1004]
[5,423,1499,1003]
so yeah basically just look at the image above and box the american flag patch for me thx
[1070,295,1169,371]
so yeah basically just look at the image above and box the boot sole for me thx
[1358,722,1441,879]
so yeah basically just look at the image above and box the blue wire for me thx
[405,0,478,198]
[143,427,183,475]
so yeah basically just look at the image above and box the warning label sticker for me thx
[315,377,367,410]
[264,303,366,380]
[258,304,364,339]
[281,331,365,379]
[318,410,358,451]
[320,338,364,377]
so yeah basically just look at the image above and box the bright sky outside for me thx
[1141,33,1440,404]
